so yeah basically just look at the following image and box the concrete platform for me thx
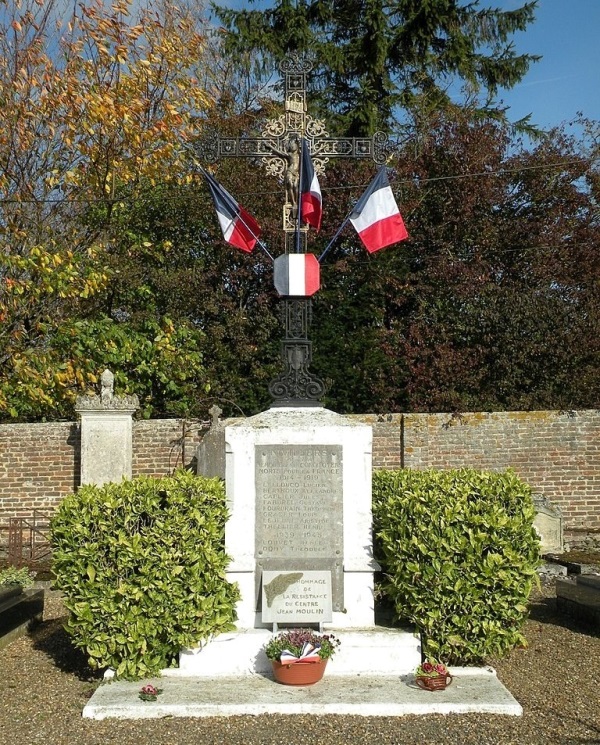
[83,667,522,720]
[0,588,44,651]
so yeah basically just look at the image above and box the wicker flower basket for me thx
[415,673,453,691]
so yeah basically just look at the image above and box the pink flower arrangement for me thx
[415,660,449,678]
[139,683,163,701]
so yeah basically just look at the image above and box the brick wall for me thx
[1,410,598,541]
[132,419,205,477]
[396,411,600,540]
[0,422,80,518]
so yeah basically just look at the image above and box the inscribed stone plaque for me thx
[255,445,343,609]
[261,570,332,623]
[255,445,343,560]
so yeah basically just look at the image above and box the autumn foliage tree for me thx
[1,2,597,421]
[311,114,600,412]
[0,0,212,419]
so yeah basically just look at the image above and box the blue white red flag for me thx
[349,168,408,253]
[300,138,322,231]
[203,169,261,253]
[273,253,321,297]
[280,642,322,665]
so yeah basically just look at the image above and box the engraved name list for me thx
[255,444,343,559]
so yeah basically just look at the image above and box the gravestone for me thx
[0,587,44,650]
[533,495,563,554]
[196,405,226,480]
[556,573,600,628]
[75,369,139,486]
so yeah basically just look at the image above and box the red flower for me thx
[140,684,158,696]
[434,663,447,674]
[422,662,434,673]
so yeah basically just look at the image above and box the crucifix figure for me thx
[265,134,301,213]
[198,54,389,245]
[196,54,391,406]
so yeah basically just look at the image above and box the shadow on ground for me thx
[527,594,599,639]
[31,616,102,682]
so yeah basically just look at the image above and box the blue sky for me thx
[497,0,600,129]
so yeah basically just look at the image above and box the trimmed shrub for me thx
[51,470,240,679]
[373,468,540,664]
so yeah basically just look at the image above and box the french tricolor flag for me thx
[300,138,322,232]
[349,168,408,253]
[273,253,320,297]
[280,642,322,664]
[203,169,261,253]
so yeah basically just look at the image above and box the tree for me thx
[312,113,600,412]
[213,0,540,136]
[78,110,599,418]
[0,0,213,419]
[2,1,596,419]
[80,161,283,418]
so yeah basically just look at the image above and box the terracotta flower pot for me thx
[272,659,328,686]
[415,673,453,691]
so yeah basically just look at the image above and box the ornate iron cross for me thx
[197,54,390,407]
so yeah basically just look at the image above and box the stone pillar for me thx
[224,406,377,629]
[75,369,139,486]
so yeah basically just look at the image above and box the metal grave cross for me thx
[197,53,390,407]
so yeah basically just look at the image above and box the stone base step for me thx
[85,668,522,720]
[176,627,421,677]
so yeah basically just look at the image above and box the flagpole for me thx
[296,135,303,253]
[318,212,352,263]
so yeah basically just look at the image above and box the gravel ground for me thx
[0,584,598,745]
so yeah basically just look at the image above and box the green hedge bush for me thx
[373,468,540,664]
[51,470,240,679]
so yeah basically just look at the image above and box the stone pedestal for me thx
[180,405,421,677]
[224,406,376,630]
[75,369,139,486]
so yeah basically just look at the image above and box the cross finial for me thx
[209,404,223,428]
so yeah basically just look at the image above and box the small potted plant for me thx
[415,659,453,691]
[264,628,341,686]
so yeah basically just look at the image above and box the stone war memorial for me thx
[181,53,419,678]
[83,54,525,718]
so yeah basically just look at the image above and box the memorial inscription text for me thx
[255,445,343,559]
